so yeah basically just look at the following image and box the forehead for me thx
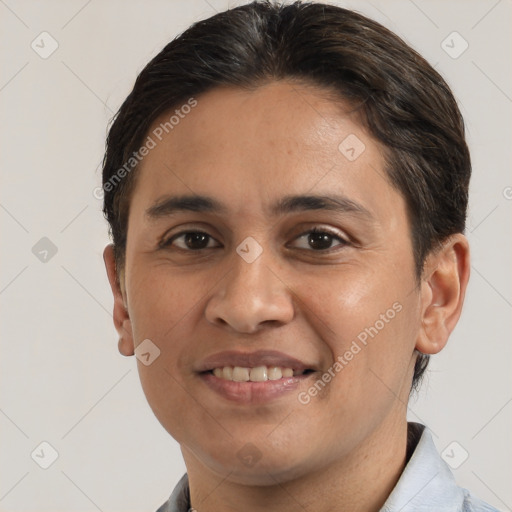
[131,81,400,221]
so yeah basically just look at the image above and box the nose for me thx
[204,247,295,334]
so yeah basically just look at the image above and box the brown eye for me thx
[292,228,348,251]
[307,232,335,250]
[164,231,220,250]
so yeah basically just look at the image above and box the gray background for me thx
[0,0,510,510]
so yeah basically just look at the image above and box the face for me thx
[109,81,437,484]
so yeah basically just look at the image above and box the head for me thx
[102,0,470,484]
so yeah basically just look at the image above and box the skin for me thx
[104,81,470,512]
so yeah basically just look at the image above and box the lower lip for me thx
[200,372,314,404]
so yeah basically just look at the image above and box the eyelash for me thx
[160,227,349,253]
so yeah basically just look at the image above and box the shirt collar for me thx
[156,472,190,512]
[381,422,466,512]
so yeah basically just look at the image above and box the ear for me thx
[103,244,134,357]
[416,234,470,355]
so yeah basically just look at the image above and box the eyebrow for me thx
[146,194,228,219]
[271,194,374,220]
[145,193,375,221]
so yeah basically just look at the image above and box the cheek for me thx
[297,269,419,397]
[127,264,203,345]
[127,269,203,439]
[297,268,401,348]
[126,267,205,415]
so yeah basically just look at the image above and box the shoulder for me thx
[381,423,499,512]
[461,489,500,512]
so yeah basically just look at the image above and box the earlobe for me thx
[103,244,135,357]
[415,234,470,355]
[118,335,134,357]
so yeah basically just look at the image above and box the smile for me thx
[210,365,312,382]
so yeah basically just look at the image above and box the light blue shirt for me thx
[156,423,498,511]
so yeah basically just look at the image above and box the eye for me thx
[161,231,221,251]
[291,227,349,251]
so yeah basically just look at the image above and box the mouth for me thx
[205,365,315,382]
[196,350,319,404]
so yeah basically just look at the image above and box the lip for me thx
[199,371,315,404]
[196,349,316,373]
[196,350,318,404]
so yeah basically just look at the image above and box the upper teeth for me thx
[212,366,298,382]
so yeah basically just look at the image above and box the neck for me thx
[183,414,409,512]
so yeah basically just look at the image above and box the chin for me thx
[196,442,315,486]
